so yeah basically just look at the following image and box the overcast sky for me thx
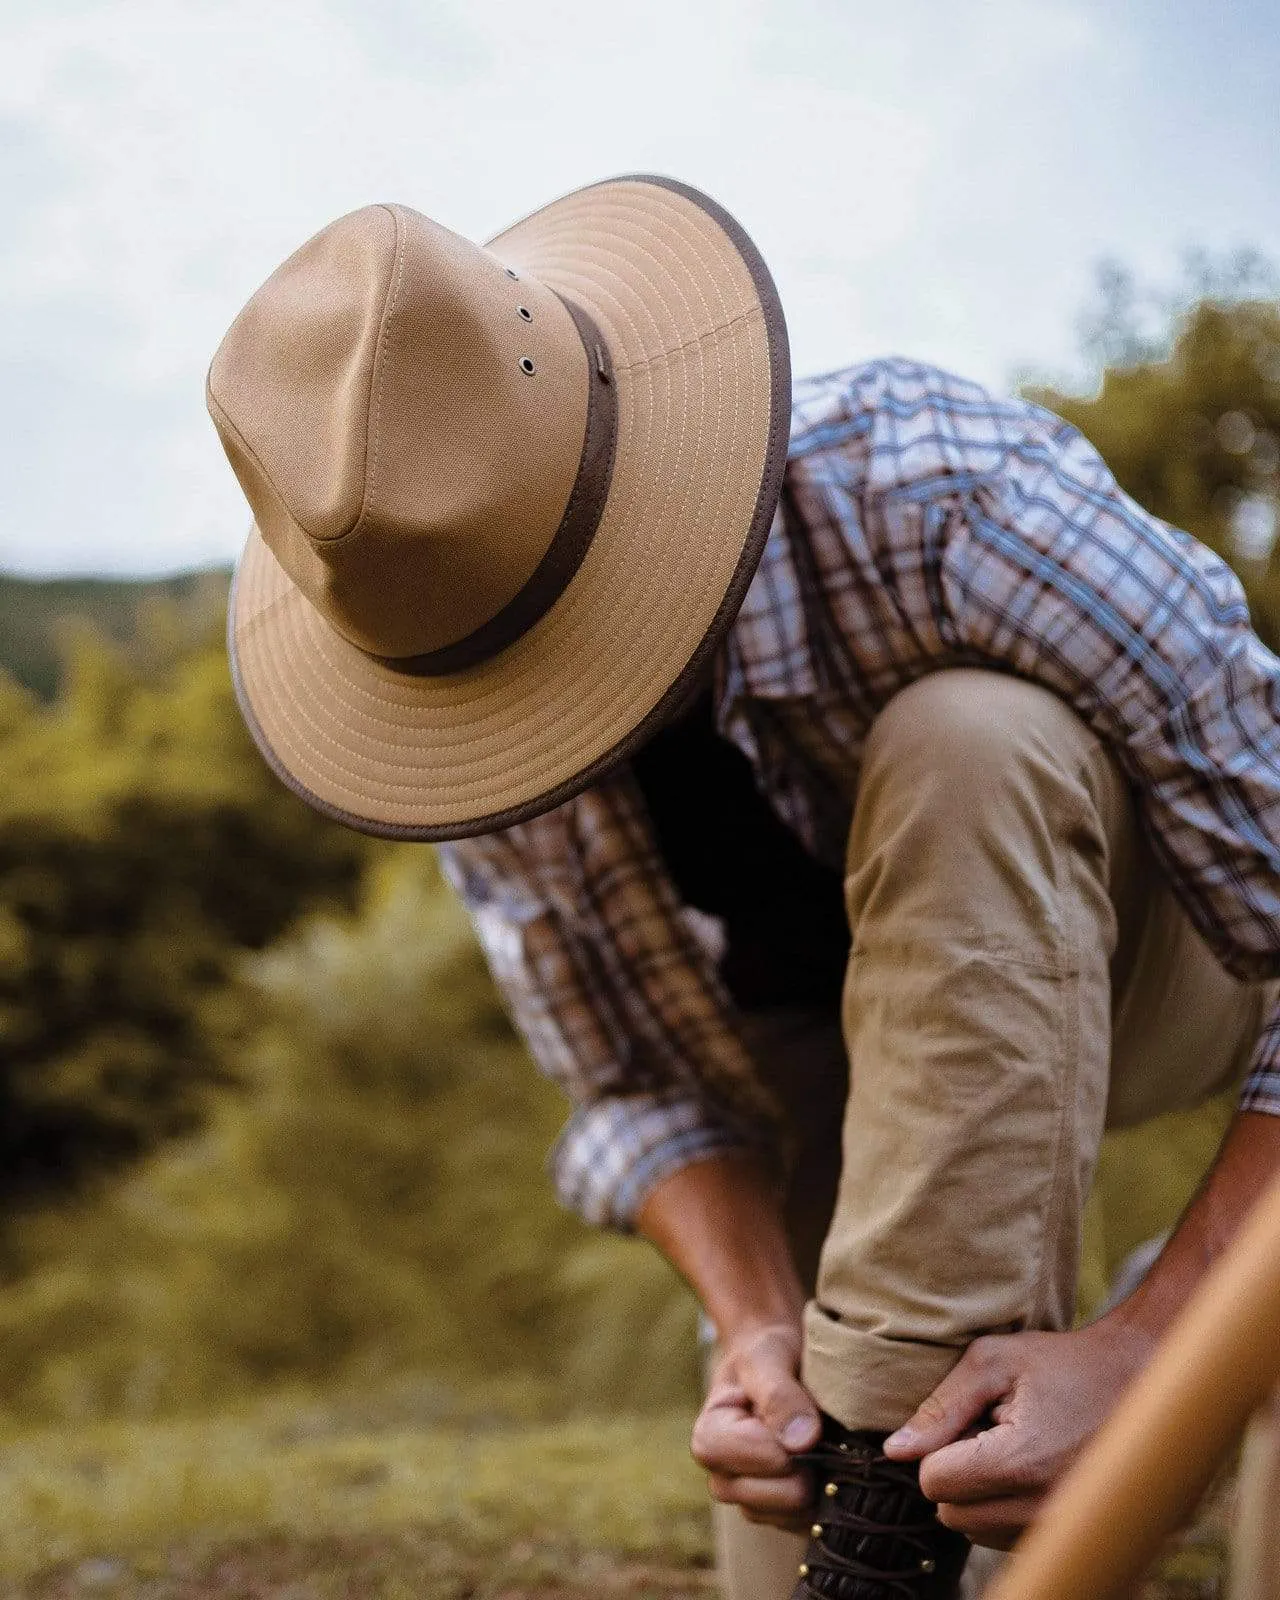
[1,0,1277,577]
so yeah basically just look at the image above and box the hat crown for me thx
[207,204,590,658]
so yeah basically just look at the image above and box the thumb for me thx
[738,1339,821,1453]
[884,1338,1015,1460]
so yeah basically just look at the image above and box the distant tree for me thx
[1026,253,1280,645]
[1074,248,1279,372]
[0,623,368,1206]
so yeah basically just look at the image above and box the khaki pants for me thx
[712,669,1275,1600]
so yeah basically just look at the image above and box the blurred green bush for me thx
[0,845,697,1422]
[0,614,696,1422]
[0,621,366,1207]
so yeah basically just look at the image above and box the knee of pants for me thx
[852,669,1125,949]
[863,668,1107,813]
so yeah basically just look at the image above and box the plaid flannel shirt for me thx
[440,357,1280,1231]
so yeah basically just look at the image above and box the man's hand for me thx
[883,1317,1153,1549]
[634,1154,821,1528]
[691,1321,822,1530]
[884,1114,1280,1549]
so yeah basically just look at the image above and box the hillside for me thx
[0,569,230,698]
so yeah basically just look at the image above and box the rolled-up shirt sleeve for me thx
[1242,1006,1280,1114]
[438,774,779,1230]
[939,405,1280,1117]
[552,1092,756,1229]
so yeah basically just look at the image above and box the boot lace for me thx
[793,1437,949,1599]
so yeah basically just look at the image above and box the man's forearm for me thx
[1107,1109,1280,1344]
[658,1153,825,1525]
[634,1150,805,1339]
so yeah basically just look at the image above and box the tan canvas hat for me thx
[208,174,790,840]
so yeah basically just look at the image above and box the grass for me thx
[0,1389,713,1597]
[0,1384,1237,1600]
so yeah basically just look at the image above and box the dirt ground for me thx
[10,1511,1229,1600]
[11,1531,716,1600]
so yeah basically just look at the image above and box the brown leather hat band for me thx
[382,292,617,678]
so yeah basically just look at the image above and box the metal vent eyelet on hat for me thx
[517,305,533,322]
[519,356,536,375]
[504,266,519,279]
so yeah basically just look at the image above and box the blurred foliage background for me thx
[0,260,1277,1434]
[0,583,699,1426]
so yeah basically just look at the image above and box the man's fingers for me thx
[707,1469,814,1517]
[918,1424,1030,1504]
[692,1404,792,1476]
[884,1339,1016,1460]
[737,1344,821,1451]
[703,1378,751,1412]
[937,1494,1043,1550]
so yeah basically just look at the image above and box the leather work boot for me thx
[790,1422,970,1600]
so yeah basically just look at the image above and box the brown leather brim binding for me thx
[228,173,791,840]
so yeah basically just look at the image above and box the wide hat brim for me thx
[228,174,791,840]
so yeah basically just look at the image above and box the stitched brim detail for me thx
[228,175,791,840]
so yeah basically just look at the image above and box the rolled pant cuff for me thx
[802,1301,961,1433]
